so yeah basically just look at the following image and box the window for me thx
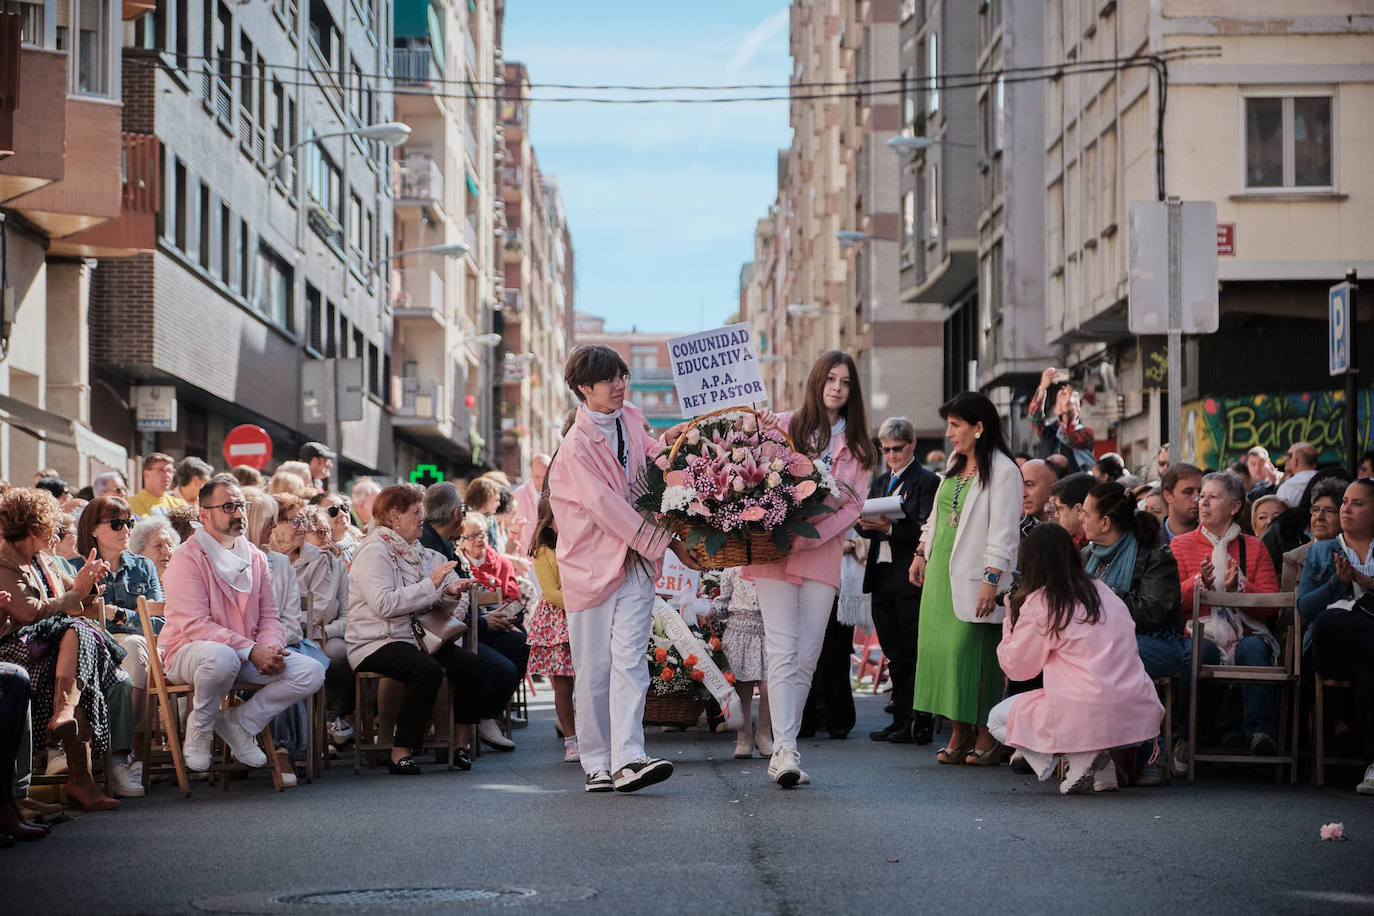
[238,218,250,297]
[925,31,939,117]
[2,0,45,46]
[901,189,916,253]
[325,300,337,356]
[901,65,916,129]
[56,0,114,96]
[630,345,658,369]
[1245,94,1332,189]
[239,31,254,126]
[926,164,940,240]
[349,56,364,124]
[198,181,212,269]
[306,284,323,352]
[308,0,340,72]
[218,202,232,285]
[253,241,293,329]
[156,0,189,69]
[305,141,342,217]
[352,328,364,362]
[993,75,1005,152]
[173,159,188,251]
[367,342,380,397]
[348,191,363,257]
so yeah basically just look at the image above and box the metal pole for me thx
[325,358,339,491]
[1167,196,1182,464]
[1346,269,1360,477]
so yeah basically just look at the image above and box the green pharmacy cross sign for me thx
[409,465,445,487]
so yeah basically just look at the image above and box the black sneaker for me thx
[584,770,614,793]
[613,757,673,793]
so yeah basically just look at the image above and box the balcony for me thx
[391,268,446,324]
[501,289,522,313]
[391,376,444,424]
[631,367,674,382]
[393,155,445,214]
[503,227,523,260]
[393,47,442,87]
[57,133,162,257]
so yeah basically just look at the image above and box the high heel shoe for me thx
[936,737,976,765]
[964,742,1003,766]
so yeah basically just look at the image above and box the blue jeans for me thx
[1137,633,1188,680]
[270,639,329,760]
[1,663,31,805]
[1180,636,1277,740]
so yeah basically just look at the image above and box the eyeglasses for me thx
[105,518,135,531]
[880,444,910,454]
[285,516,309,530]
[459,533,486,542]
[311,529,331,539]
[205,501,249,515]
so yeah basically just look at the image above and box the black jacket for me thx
[1082,538,1185,635]
[858,462,940,597]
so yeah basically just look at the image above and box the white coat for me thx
[918,450,1022,624]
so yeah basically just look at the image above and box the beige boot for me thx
[734,727,754,759]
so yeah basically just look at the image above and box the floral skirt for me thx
[525,599,574,678]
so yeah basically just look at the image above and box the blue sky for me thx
[502,3,791,334]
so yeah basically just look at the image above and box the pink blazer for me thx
[745,412,869,589]
[998,580,1163,754]
[548,401,673,611]
[159,537,285,665]
[511,479,540,557]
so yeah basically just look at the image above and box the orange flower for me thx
[684,653,699,668]
[691,669,706,682]
[661,667,675,681]
[724,671,736,685]
[654,648,668,663]
[708,637,722,651]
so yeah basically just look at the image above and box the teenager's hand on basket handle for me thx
[662,421,689,442]
[670,539,703,572]
[756,409,780,431]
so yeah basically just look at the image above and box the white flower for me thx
[817,468,837,495]
[770,458,784,472]
[732,478,745,493]
[660,486,697,513]
[766,472,782,489]
[731,447,746,463]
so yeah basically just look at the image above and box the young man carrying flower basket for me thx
[548,346,703,793]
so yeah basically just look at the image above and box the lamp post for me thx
[269,121,412,174]
[886,135,979,155]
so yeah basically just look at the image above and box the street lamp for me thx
[394,242,470,259]
[837,231,872,247]
[269,121,412,173]
[787,303,820,319]
[886,135,979,155]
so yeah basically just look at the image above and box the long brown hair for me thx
[787,350,876,470]
[528,497,557,557]
[1009,524,1103,637]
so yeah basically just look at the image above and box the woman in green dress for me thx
[908,392,1023,766]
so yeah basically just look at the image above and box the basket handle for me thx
[665,406,794,465]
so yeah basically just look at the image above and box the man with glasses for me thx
[91,472,130,500]
[159,474,325,772]
[857,417,939,745]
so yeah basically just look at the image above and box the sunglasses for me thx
[105,517,135,531]
[324,505,346,518]
[880,444,910,454]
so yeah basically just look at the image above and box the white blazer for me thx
[919,450,1021,624]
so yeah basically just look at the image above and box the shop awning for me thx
[0,394,128,476]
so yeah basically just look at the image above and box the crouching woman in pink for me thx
[989,524,1163,795]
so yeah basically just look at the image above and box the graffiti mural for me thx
[1182,391,1373,469]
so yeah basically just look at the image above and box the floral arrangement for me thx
[633,409,838,563]
[646,617,733,700]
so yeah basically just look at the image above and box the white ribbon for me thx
[652,597,744,730]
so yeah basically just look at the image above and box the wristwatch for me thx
[983,569,1000,586]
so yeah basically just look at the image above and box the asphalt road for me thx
[4,692,1371,915]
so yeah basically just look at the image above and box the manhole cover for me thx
[274,888,530,906]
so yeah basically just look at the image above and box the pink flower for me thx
[665,470,688,488]
[739,506,766,522]
[655,455,670,470]
[688,501,712,517]
[760,441,779,460]
[686,428,701,445]
[795,479,817,499]
[741,413,757,433]
[1320,822,1346,841]
[732,478,745,493]
[787,454,814,477]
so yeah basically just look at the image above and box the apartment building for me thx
[497,60,571,477]
[572,313,682,434]
[390,0,499,479]
[1043,2,1374,469]
[0,0,138,485]
[85,0,396,486]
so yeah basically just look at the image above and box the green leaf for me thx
[704,529,728,557]
[797,502,833,519]
[790,520,820,541]
[771,525,792,555]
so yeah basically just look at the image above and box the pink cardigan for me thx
[159,536,284,665]
[998,580,1163,754]
[548,401,673,611]
[744,412,869,589]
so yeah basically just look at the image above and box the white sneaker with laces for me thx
[1093,760,1119,793]
[768,746,802,788]
[214,710,268,768]
[478,718,515,751]
[613,757,673,792]
[109,759,146,797]
[584,770,614,792]
[563,736,580,764]
[183,729,213,772]
[328,716,354,745]
[1357,763,1374,796]
[1061,750,1111,795]
[44,748,68,776]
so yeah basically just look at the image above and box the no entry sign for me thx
[223,424,274,470]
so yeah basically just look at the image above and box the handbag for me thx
[410,609,468,655]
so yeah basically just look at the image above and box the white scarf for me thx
[192,528,254,594]
[580,402,630,482]
[371,526,427,575]
[1201,523,1241,583]
[1195,522,1278,664]
[819,417,846,470]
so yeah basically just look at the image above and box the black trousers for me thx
[1312,609,1374,758]
[870,588,921,724]
[0,663,31,805]
[802,602,855,737]
[356,641,483,750]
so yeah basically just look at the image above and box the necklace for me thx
[949,467,976,528]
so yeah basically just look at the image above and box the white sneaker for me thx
[563,736,580,764]
[44,748,68,776]
[612,757,673,792]
[768,746,802,788]
[109,760,146,797]
[328,716,354,745]
[734,729,754,759]
[584,770,614,792]
[1093,760,1119,793]
[1171,738,1190,777]
[214,711,268,768]
[1061,750,1111,795]
[183,729,213,772]
[478,718,515,751]
[509,713,528,729]
[1357,763,1374,796]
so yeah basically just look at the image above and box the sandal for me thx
[936,738,976,765]
[385,756,422,776]
[964,742,1003,766]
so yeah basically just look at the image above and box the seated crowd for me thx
[0,440,544,845]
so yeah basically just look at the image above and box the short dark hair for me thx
[199,473,241,506]
[1161,463,1202,493]
[1051,472,1097,508]
[174,456,214,487]
[1094,453,1125,481]
[564,345,628,401]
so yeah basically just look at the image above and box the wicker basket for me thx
[666,405,793,570]
[642,692,708,727]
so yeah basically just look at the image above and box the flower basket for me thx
[643,615,734,726]
[642,693,708,727]
[633,406,840,570]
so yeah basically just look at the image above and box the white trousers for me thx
[754,578,838,752]
[114,633,149,690]
[566,566,654,774]
[164,640,325,736]
[987,695,1056,780]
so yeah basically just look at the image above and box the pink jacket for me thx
[511,479,540,557]
[548,401,673,611]
[998,580,1163,754]
[159,537,284,665]
[745,412,869,589]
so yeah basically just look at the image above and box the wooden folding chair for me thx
[352,670,458,773]
[1153,676,1174,780]
[1186,589,1301,786]
[301,595,328,781]
[1312,674,1363,786]
[135,597,283,796]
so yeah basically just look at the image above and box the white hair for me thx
[128,515,181,555]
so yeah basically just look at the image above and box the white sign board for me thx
[667,322,768,418]
[133,385,178,432]
[1127,200,1220,334]
[655,552,701,600]
[1330,281,1352,376]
